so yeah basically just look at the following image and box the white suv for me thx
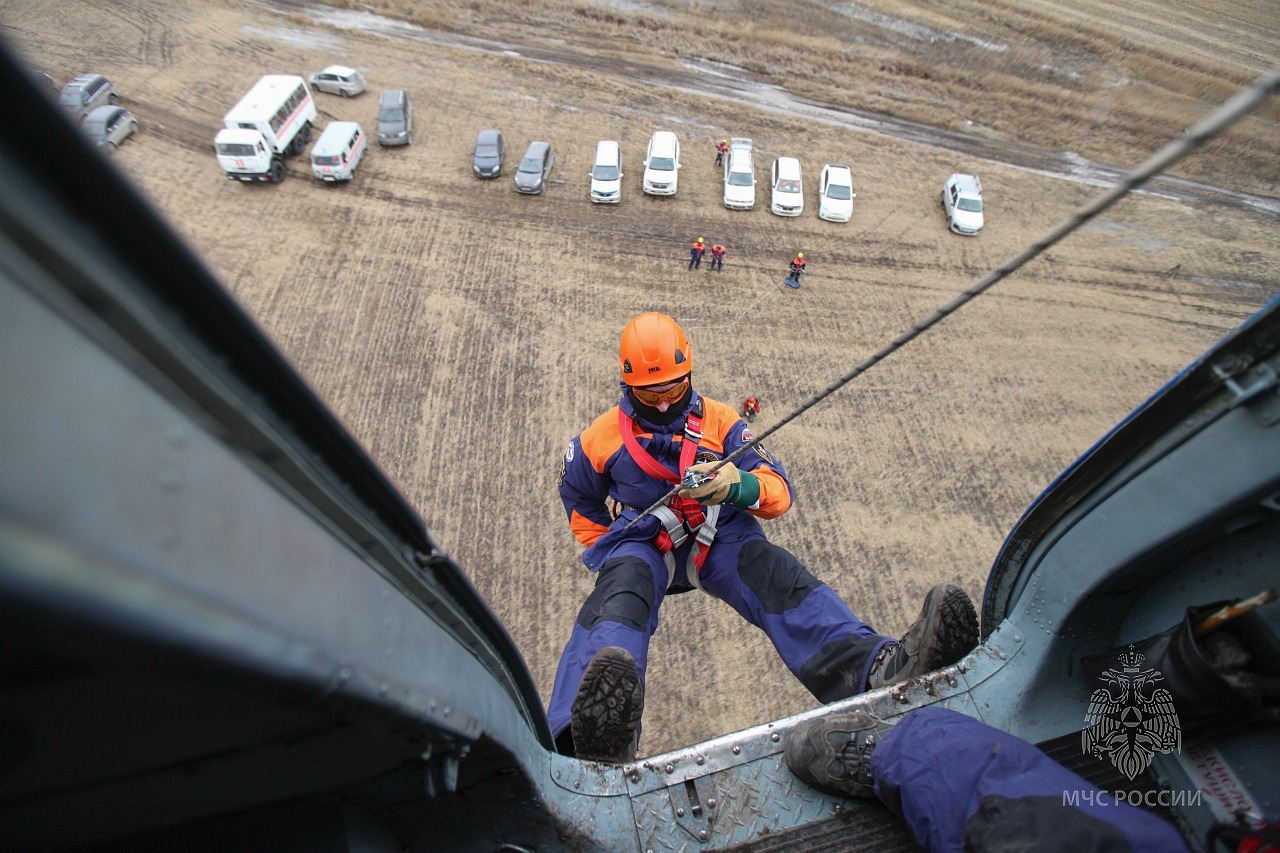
[942,173,984,235]
[642,131,680,196]
[722,138,755,210]
[770,156,804,217]
[817,164,855,222]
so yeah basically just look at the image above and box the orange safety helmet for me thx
[619,312,692,386]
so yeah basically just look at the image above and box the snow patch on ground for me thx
[814,1,1007,52]
[242,23,344,50]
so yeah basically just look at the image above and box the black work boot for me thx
[570,647,644,763]
[784,711,894,798]
[865,583,978,690]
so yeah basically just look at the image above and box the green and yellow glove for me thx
[678,461,760,509]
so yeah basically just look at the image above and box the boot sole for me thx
[906,583,979,674]
[570,647,644,762]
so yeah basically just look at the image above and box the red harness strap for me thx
[618,405,714,573]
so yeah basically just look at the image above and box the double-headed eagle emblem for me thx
[1082,646,1181,780]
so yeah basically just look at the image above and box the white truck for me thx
[214,75,317,183]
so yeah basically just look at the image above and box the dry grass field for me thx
[5,0,1277,756]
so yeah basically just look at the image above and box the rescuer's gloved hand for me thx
[679,461,760,509]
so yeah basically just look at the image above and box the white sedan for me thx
[818,164,856,222]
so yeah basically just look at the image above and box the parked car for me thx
[30,70,57,100]
[588,140,623,203]
[722,138,755,210]
[58,73,117,122]
[514,141,554,194]
[642,130,680,196]
[80,104,139,153]
[310,121,367,182]
[308,65,366,98]
[472,129,504,178]
[770,156,804,217]
[942,173,984,235]
[376,90,412,146]
[818,163,856,222]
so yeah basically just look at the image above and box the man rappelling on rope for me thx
[549,312,979,762]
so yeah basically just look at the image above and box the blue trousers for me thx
[874,707,1191,853]
[548,536,889,740]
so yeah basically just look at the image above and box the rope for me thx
[627,60,1280,529]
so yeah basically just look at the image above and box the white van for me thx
[588,140,623,203]
[310,121,367,182]
[770,156,804,217]
[642,131,680,196]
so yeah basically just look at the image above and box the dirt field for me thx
[6,0,1277,756]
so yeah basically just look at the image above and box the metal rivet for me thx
[770,733,780,742]
[707,798,716,809]
[698,830,708,841]
[696,756,705,765]
[665,763,674,774]
[732,746,740,754]
[676,807,685,817]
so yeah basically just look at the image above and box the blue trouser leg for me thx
[549,537,892,738]
[872,707,1191,853]
[547,549,669,739]
[698,538,890,701]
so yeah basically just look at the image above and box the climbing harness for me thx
[618,401,719,591]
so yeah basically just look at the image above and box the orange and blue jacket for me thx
[558,388,792,570]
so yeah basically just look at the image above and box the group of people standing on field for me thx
[686,236,805,282]
[687,237,727,271]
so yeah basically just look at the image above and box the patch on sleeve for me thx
[740,428,776,464]
[753,442,776,465]
[559,440,574,487]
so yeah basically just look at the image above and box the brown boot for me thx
[784,711,894,798]
[866,583,978,690]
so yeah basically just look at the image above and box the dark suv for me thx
[376,90,413,147]
[472,129,504,179]
[58,73,117,121]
